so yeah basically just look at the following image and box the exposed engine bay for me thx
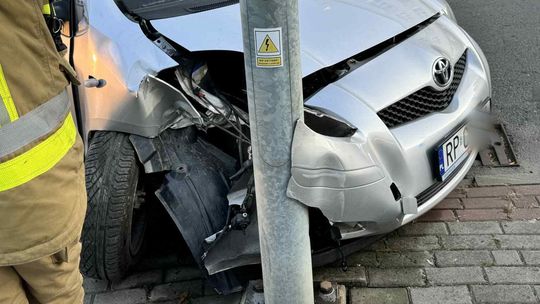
[143,49,357,256]
[127,38,360,293]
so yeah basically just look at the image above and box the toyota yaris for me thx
[68,0,491,292]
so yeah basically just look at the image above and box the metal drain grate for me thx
[478,123,518,167]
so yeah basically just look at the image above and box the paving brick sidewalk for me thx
[83,185,540,304]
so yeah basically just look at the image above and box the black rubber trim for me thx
[416,153,471,207]
[68,0,83,136]
[303,13,441,100]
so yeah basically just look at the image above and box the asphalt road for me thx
[447,0,540,183]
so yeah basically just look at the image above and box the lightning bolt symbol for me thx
[265,37,270,52]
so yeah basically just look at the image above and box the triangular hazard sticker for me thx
[258,35,279,53]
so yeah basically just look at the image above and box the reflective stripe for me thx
[42,3,51,15]
[0,64,18,124]
[0,95,10,126]
[0,112,77,192]
[0,90,70,159]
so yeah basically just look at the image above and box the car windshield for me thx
[118,0,238,20]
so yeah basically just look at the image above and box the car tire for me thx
[81,131,148,282]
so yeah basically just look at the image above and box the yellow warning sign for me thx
[258,35,279,53]
[255,27,283,68]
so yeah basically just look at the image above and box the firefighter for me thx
[0,1,87,303]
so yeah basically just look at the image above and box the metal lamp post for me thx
[239,0,315,303]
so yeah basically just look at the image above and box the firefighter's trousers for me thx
[0,241,84,304]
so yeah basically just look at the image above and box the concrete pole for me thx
[239,0,314,303]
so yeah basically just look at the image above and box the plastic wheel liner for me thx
[130,127,242,294]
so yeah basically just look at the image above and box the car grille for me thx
[377,50,468,128]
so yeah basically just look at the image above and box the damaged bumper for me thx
[287,119,478,239]
[287,120,407,238]
[286,19,491,240]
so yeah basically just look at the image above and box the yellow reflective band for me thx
[0,64,18,123]
[42,3,51,15]
[0,113,77,192]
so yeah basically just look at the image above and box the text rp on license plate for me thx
[438,125,470,181]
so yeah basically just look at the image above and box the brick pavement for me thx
[83,184,540,303]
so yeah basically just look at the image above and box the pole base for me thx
[240,280,347,304]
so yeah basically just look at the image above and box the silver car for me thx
[70,0,491,292]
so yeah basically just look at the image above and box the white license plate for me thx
[438,125,470,181]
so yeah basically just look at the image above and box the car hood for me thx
[151,0,443,76]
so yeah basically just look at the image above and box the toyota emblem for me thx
[433,57,454,88]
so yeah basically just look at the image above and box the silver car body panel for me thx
[76,0,490,237]
[74,0,177,138]
[77,0,454,138]
[151,0,445,76]
[294,16,490,237]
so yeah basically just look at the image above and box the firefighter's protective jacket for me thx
[0,0,86,265]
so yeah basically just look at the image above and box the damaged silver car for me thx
[69,0,491,293]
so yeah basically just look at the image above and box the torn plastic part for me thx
[138,75,204,132]
[205,233,220,244]
[203,206,261,275]
[331,222,366,239]
[227,188,248,206]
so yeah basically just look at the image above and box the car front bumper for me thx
[289,17,491,240]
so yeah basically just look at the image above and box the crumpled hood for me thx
[152,0,443,76]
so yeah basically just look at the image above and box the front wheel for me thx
[81,131,148,281]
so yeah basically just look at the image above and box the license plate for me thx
[438,125,470,181]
